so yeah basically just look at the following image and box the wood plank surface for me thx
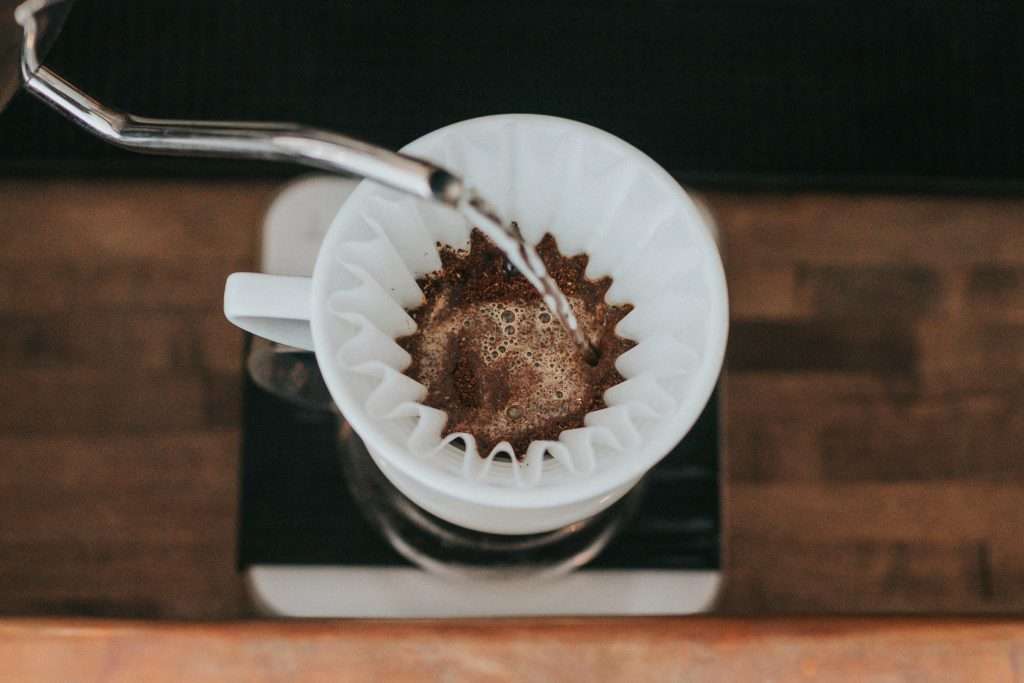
[1,179,1023,617]
[710,192,1024,614]
[3,618,1024,682]
[0,179,275,618]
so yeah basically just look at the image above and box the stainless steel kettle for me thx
[0,0,465,209]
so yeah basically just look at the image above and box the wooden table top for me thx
[1,179,1024,620]
[3,617,1024,681]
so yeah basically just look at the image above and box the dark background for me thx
[2,0,1022,189]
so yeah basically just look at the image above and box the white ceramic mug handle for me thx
[224,273,314,350]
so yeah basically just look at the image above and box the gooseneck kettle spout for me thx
[2,0,466,207]
[2,0,601,363]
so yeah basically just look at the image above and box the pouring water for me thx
[456,189,600,365]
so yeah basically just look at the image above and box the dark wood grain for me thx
[1,180,1023,617]
[711,192,1024,614]
[0,179,275,618]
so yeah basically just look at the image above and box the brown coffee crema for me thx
[397,228,636,456]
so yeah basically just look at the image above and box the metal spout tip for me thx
[429,169,464,207]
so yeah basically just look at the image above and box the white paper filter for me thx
[318,117,716,491]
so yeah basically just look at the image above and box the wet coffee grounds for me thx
[397,228,636,456]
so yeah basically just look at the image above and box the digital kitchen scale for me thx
[239,177,722,617]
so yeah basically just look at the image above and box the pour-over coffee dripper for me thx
[225,114,729,537]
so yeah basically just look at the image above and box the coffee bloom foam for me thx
[406,295,603,452]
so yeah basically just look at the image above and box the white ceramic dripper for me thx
[225,115,728,535]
